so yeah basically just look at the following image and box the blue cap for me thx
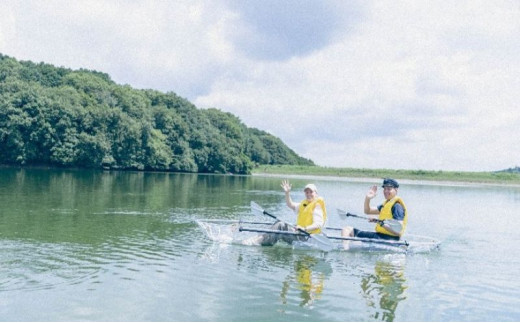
[382,178,399,188]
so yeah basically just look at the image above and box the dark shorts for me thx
[260,222,308,246]
[353,228,400,241]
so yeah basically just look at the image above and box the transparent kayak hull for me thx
[196,219,440,254]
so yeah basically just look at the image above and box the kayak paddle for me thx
[337,209,403,234]
[239,227,307,236]
[250,201,334,252]
[326,235,409,246]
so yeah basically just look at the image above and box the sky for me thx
[1,0,519,171]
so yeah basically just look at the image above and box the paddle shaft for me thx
[346,212,385,225]
[327,235,409,246]
[239,227,307,236]
[337,209,402,233]
[259,208,311,237]
[240,227,409,246]
[200,219,275,226]
[239,220,274,225]
[250,201,334,252]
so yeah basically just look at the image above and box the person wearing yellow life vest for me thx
[243,180,327,246]
[342,178,407,243]
[282,180,326,235]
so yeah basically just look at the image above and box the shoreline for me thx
[252,165,520,187]
[3,164,520,187]
[252,172,520,188]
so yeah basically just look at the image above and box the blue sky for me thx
[1,0,519,171]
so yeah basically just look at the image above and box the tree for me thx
[0,54,314,173]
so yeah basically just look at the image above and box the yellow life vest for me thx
[375,196,407,237]
[296,197,327,234]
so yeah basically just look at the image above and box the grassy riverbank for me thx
[253,165,520,184]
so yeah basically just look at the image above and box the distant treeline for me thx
[499,166,520,173]
[0,54,313,174]
[254,165,520,184]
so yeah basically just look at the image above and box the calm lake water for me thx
[1,167,519,321]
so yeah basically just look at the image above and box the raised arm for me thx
[281,180,297,211]
[364,185,380,215]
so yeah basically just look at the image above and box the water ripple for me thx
[0,240,103,291]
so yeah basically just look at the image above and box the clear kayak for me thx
[196,219,441,254]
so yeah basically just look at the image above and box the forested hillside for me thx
[0,54,313,174]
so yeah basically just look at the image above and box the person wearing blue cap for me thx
[342,178,408,244]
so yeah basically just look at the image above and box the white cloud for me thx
[195,1,520,171]
[0,0,240,96]
[0,3,16,48]
[1,0,519,171]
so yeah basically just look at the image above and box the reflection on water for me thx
[360,256,407,322]
[280,255,332,307]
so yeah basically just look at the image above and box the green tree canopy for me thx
[0,54,314,174]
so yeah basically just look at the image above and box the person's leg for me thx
[264,222,291,246]
[242,234,264,245]
[341,226,355,250]
[242,221,285,246]
[355,230,398,240]
[242,222,296,246]
[252,221,289,246]
[341,226,355,237]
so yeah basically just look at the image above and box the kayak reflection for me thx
[280,255,332,307]
[360,256,407,322]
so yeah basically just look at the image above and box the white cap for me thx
[304,184,318,193]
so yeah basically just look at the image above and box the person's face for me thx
[304,188,316,201]
[382,186,397,200]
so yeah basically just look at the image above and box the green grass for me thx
[253,165,520,184]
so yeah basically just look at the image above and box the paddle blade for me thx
[384,219,403,234]
[250,201,277,220]
[337,209,362,220]
[250,201,264,216]
[337,209,348,219]
[308,233,335,252]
